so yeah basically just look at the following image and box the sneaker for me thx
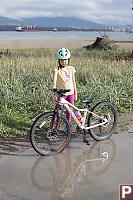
[64,125,68,133]
[64,124,71,134]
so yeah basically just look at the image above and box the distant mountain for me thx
[21,17,105,29]
[0,16,105,29]
[1,16,132,30]
[0,16,21,25]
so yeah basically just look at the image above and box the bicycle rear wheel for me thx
[30,112,71,156]
[88,102,117,141]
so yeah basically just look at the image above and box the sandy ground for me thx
[0,38,133,49]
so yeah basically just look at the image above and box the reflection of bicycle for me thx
[31,139,116,199]
[30,89,117,156]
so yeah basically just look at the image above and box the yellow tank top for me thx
[54,66,76,96]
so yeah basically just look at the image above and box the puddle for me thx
[0,132,133,200]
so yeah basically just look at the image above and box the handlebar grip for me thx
[53,88,57,92]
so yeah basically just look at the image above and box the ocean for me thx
[0,31,133,40]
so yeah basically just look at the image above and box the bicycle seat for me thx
[82,97,94,104]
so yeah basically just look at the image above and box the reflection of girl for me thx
[53,146,72,176]
[52,146,73,198]
[52,48,77,123]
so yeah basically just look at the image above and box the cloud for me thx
[0,0,132,25]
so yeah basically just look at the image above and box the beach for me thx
[0,38,133,49]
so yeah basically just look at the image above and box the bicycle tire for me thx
[30,112,71,156]
[88,102,117,141]
[31,156,55,191]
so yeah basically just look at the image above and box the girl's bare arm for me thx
[52,70,58,89]
[72,73,77,101]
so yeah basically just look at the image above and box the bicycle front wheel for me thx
[30,112,71,156]
[88,102,117,141]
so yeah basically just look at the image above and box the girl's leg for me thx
[50,94,74,128]
[66,94,74,123]
[54,94,62,123]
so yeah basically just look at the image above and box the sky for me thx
[0,0,133,25]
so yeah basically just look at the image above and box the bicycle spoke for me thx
[88,102,117,140]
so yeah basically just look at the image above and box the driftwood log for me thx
[0,49,9,57]
[84,36,115,50]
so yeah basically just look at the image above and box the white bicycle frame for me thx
[59,96,108,130]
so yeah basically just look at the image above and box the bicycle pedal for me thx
[83,139,90,145]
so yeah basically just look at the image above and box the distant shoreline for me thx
[0,38,133,49]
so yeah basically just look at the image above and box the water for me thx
[0,31,133,40]
[1,132,133,200]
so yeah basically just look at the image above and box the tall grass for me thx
[0,48,132,137]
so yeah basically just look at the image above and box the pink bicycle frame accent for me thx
[59,96,108,130]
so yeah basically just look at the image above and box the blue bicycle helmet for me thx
[57,48,71,59]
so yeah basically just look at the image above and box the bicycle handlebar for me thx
[52,88,71,95]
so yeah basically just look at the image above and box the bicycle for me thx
[30,88,117,156]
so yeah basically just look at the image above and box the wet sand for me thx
[0,38,94,49]
[0,38,133,49]
[0,130,133,200]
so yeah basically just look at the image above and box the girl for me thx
[52,48,77,123]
